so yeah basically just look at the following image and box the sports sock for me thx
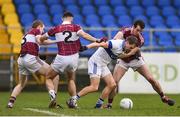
[75,94,80,100]
[8,96,16,107]
[159,92,165,98]
[95,98,104,108]
[97,98,104,104]
[71,95,77,100]
[49,90,56,101]
[108,98,113,105]
[9,96,16,103]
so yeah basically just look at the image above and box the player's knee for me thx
[110,82,117,89]
[46,74,54,79]
[93,86,99,91]
[113,83,117,88]
[18,83,25,89]
[91,85,99,91]
[115,80,119,85]
[46,71,54,79]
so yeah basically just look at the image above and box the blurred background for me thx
[0,0,179,93]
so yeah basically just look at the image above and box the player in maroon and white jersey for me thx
[104,20,175,108]
[40,12,104,108]
[7,20,59,108]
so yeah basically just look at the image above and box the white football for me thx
[120,98,133,109]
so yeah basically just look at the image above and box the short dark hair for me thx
[126,36,139,47]
[62,11,74,18]
[32,20,44,28]
[133,20,145,29]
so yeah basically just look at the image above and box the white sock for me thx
[96,98,104,105]
[71,95,77,100]
[49,90,56,101]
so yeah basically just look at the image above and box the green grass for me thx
[0,92,180,116]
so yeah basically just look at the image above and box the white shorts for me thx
[18,54,45,75]
[116,57,145,71]
[51,53,79,73]
[88,59,111,78]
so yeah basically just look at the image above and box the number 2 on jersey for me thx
[63,31,73,43]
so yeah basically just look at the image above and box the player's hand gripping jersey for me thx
[120,27,144,62]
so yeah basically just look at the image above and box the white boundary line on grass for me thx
[22,108,180,117]
[23,108,60,116]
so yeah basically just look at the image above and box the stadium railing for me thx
[39,27,180,53]
[0,26,180,91]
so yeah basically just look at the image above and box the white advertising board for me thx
[118,53,180,94]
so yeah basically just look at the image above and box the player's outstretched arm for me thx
[36,34,57,45]
[118,52,133,58]
[77,30,98,42]
[36,34,48,42]
[130,47,140,54]
[118,48,139,58]
[86,41,108,49]
[79,37,108,52]
[113,31,123,40]
[79,41,108,52]
[39,39,57,45]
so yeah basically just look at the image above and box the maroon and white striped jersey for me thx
[47,23,82,56]
[120,27,144,63]
[20,28,41,56]
[121,27,144,47]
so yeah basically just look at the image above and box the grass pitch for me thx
[0,92,179,116]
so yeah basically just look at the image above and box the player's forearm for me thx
[82,33,97,42]
[39,39,57,45]
[131,47,140,55]
[36,35,47,44]
[119,53,132,58]
[86,42,101,49]
[119,48,139,58]
[113,31,123,40]
[86,42,107,49]
[39,35,48,42]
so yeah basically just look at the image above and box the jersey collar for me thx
[62,21,71,24]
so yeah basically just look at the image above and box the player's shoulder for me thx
[120,26,131,32]
[73,23,81,26]
[108,39,124,49]
[27,28,41,36]
[62,23,81,27]
[63,24,82,30]
[72,24,82,29]
[109,39,124,45]
[49,25,60,30]
[71,24,82,31]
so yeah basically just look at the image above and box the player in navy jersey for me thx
[40,12,106,108]
[7,20,59,108]
[104,20,175,109]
